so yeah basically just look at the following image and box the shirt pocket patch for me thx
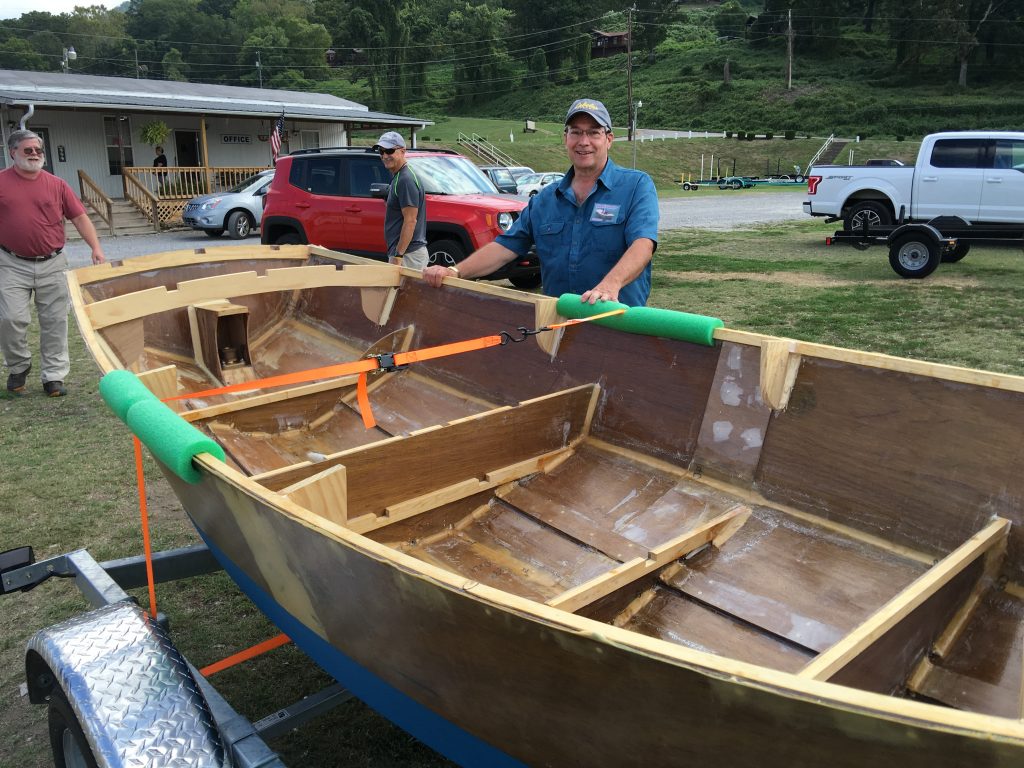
[591,203,622,224]
[539,221,565,236]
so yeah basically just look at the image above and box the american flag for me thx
[270,112,285,164]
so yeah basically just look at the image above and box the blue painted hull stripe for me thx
[198,532,525,768]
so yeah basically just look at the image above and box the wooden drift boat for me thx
[69,245,1024,767]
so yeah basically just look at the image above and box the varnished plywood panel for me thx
[664,508,928,653]
[624,586,813,673]
[406,499,614,602]
[693,340,773,484]
[827,561,981,694]
[259,386,595,516]
[919,589,1024,716]
[373,280,724,465]
[756,358,1024,572]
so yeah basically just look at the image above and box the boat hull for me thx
[166,465,1024,768]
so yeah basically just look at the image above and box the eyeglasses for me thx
[377,147,399,156]
[565,128,607,141]
[22,147,45,156]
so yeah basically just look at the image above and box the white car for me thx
[183,169,274,239]
[516,172,564,197]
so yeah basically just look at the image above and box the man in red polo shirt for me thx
[0,129,105,397]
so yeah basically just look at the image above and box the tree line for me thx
[1,0,1021,114]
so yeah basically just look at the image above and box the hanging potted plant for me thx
[140,120,170,147]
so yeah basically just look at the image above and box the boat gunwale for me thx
[70,245,1024,396]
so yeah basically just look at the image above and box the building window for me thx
[301,130,320,150]
[104,115,135,175]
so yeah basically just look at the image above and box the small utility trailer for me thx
[824,213,1024,278]
[1,543,354,768]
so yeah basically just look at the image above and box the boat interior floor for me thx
[374,442,932,674]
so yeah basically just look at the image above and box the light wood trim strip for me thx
[280,464,348,526]
[759,338,801,410]
[546,506,750,614]
[74,245,310,285]
[85,264,402,330]
[716,327,1024,394]
[798,517,1010,681]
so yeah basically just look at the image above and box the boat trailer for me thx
[824,212,1024,279]
[1,544,354,768]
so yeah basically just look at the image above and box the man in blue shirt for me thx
[422,98,658,306]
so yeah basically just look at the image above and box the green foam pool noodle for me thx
[125,398,225,483]
[99,369,158,423]
[555,294,723,346]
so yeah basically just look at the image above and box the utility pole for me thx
[626,4,634,141]
[786,9,793,90]
[256,51,263,88]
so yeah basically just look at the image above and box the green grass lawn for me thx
[353,116,923,192]
[1,223,1021,766]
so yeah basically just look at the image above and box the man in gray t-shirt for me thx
[373,131,428,270]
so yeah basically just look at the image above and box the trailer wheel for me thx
[49,686,99,768]
[941,242,971,263]
[889,233,941,279]
[845,201,892,232]
[682,182,691,190]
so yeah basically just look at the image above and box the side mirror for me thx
[370,182,389,199]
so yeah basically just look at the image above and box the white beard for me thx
[14,155,43,173]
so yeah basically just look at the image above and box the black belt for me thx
[0,245,63,261]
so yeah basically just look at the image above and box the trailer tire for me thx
[941,242,971,263]
[845,201,892,232]
[49,686,99,768]
[889,233,941,279]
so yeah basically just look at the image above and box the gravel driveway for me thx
[658,189,806,231]
[64,190,808,268]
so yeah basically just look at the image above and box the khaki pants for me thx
[0,251,70,384]
[400,245,430,271]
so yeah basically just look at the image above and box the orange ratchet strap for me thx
[163,308,626,430]
[199,633,292,677]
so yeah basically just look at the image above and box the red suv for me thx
[261,147,541,289]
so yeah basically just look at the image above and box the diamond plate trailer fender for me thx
[26,600,225,768]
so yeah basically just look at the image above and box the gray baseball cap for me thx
[565,98,612,131]
[372,131,406,150]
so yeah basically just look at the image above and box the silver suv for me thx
[183,169,274,239]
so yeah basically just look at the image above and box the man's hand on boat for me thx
[422,241,514,287]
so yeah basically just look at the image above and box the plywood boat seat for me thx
[198,374,492,476]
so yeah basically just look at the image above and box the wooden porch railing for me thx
[77,170,114,235]
[122,166,270,229]
[123,173,161,233]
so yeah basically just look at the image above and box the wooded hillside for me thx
[2,1,1022,136]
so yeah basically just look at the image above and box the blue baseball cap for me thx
[565,99,612,131]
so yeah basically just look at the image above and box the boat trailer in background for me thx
[1,544,353,768]
[824,212,1024,279]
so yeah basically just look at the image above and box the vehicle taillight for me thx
[807,176,822,195]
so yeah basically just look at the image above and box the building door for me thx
[34,127,55,175]
[175,130,200,166]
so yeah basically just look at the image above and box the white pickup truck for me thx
[804,131,1024,229]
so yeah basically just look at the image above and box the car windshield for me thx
[228,172,271,193]
[519,173,542,185]
[407,156,497,195]
[489,168,515,186]
[509,167,534,180]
